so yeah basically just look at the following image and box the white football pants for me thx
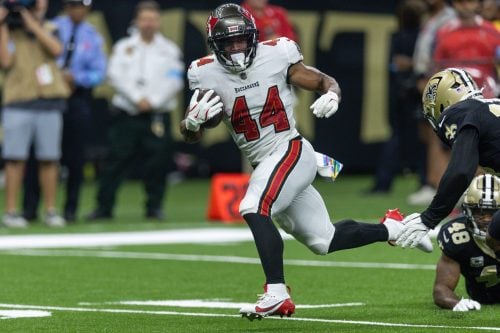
[239,137,335,255]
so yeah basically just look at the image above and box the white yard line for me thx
[0,226,439,250]
[79,299,365,309]
[3,248,436,270]
[0,228,292,249]
[0,303,497,331]
[0,310,51,319]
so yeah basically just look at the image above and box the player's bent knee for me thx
[307,241,330,255]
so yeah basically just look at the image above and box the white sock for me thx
[383,219,403,241]
[267,283,288,296]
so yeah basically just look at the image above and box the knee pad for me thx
[274,211,333,255]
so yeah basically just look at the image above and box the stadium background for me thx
[43,0,402,175]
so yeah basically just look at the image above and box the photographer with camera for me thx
[0,0,70,228]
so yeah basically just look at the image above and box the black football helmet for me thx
[206,3,258,72]
[462,174,500,240]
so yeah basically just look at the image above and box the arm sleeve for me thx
[421,126,479,228]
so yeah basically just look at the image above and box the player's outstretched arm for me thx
[433,254,480,311]
[288,62,341,118]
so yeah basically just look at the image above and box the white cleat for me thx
[2,213,28,228]
[239,285,295,321]
[44,212,66,228]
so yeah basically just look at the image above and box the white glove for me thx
[395,213,430,249]
[310,91,339,118]
[185,89,223,132]
[452,298,481,312]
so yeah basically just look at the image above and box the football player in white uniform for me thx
[181,3,433,320]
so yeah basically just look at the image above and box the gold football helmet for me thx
[422,68,482,130]
[462,174,500,240]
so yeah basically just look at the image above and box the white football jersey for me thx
[188,38,303,165]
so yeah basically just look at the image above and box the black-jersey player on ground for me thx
[434,174,500,311]
[395,68,500,257]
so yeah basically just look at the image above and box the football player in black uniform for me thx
[434,174,500,311]
[395,68,500,253]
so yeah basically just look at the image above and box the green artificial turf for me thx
[0,175,498,332]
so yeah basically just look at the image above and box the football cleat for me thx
[380,208,433,253]
[239,284,295,321]
[380,208,405,245]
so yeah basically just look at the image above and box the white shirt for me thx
[108,32,184,115]
[188,38,302,165]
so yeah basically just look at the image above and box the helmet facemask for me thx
[422,68,482,130]
[211,32,258,72]
[207,4,258,73]
[462,174,500,240]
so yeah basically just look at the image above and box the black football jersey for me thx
[438,217,500,303]
[436,98,500,171]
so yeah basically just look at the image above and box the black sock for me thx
[244,213,284,284]
[328,220,388,253]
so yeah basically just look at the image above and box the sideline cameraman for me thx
[0,0,70,228]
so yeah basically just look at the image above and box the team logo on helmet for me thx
[425,82,438,105]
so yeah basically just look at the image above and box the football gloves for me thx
[395,213,430,249]
[185,89,223,132]
[310,91,339,118]
[452,298,481,312]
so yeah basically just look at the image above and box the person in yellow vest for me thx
[0,0,70,228]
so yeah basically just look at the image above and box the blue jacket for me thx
[52,15,107,88]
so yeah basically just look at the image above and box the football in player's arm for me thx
[395,68,500,254]
[433,174,500,311]
[180,49,341,142]
[179,3,432,321]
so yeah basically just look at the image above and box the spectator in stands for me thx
[434,0,500,99]
[23,0,107,222]
[367,0,427,194]
[241,0,297,41]
[86,0,184,221]
[0,0,70,228]
[408,0,456,206]
[480,0,500,30]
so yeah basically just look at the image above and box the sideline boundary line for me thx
[0,303,497,331]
